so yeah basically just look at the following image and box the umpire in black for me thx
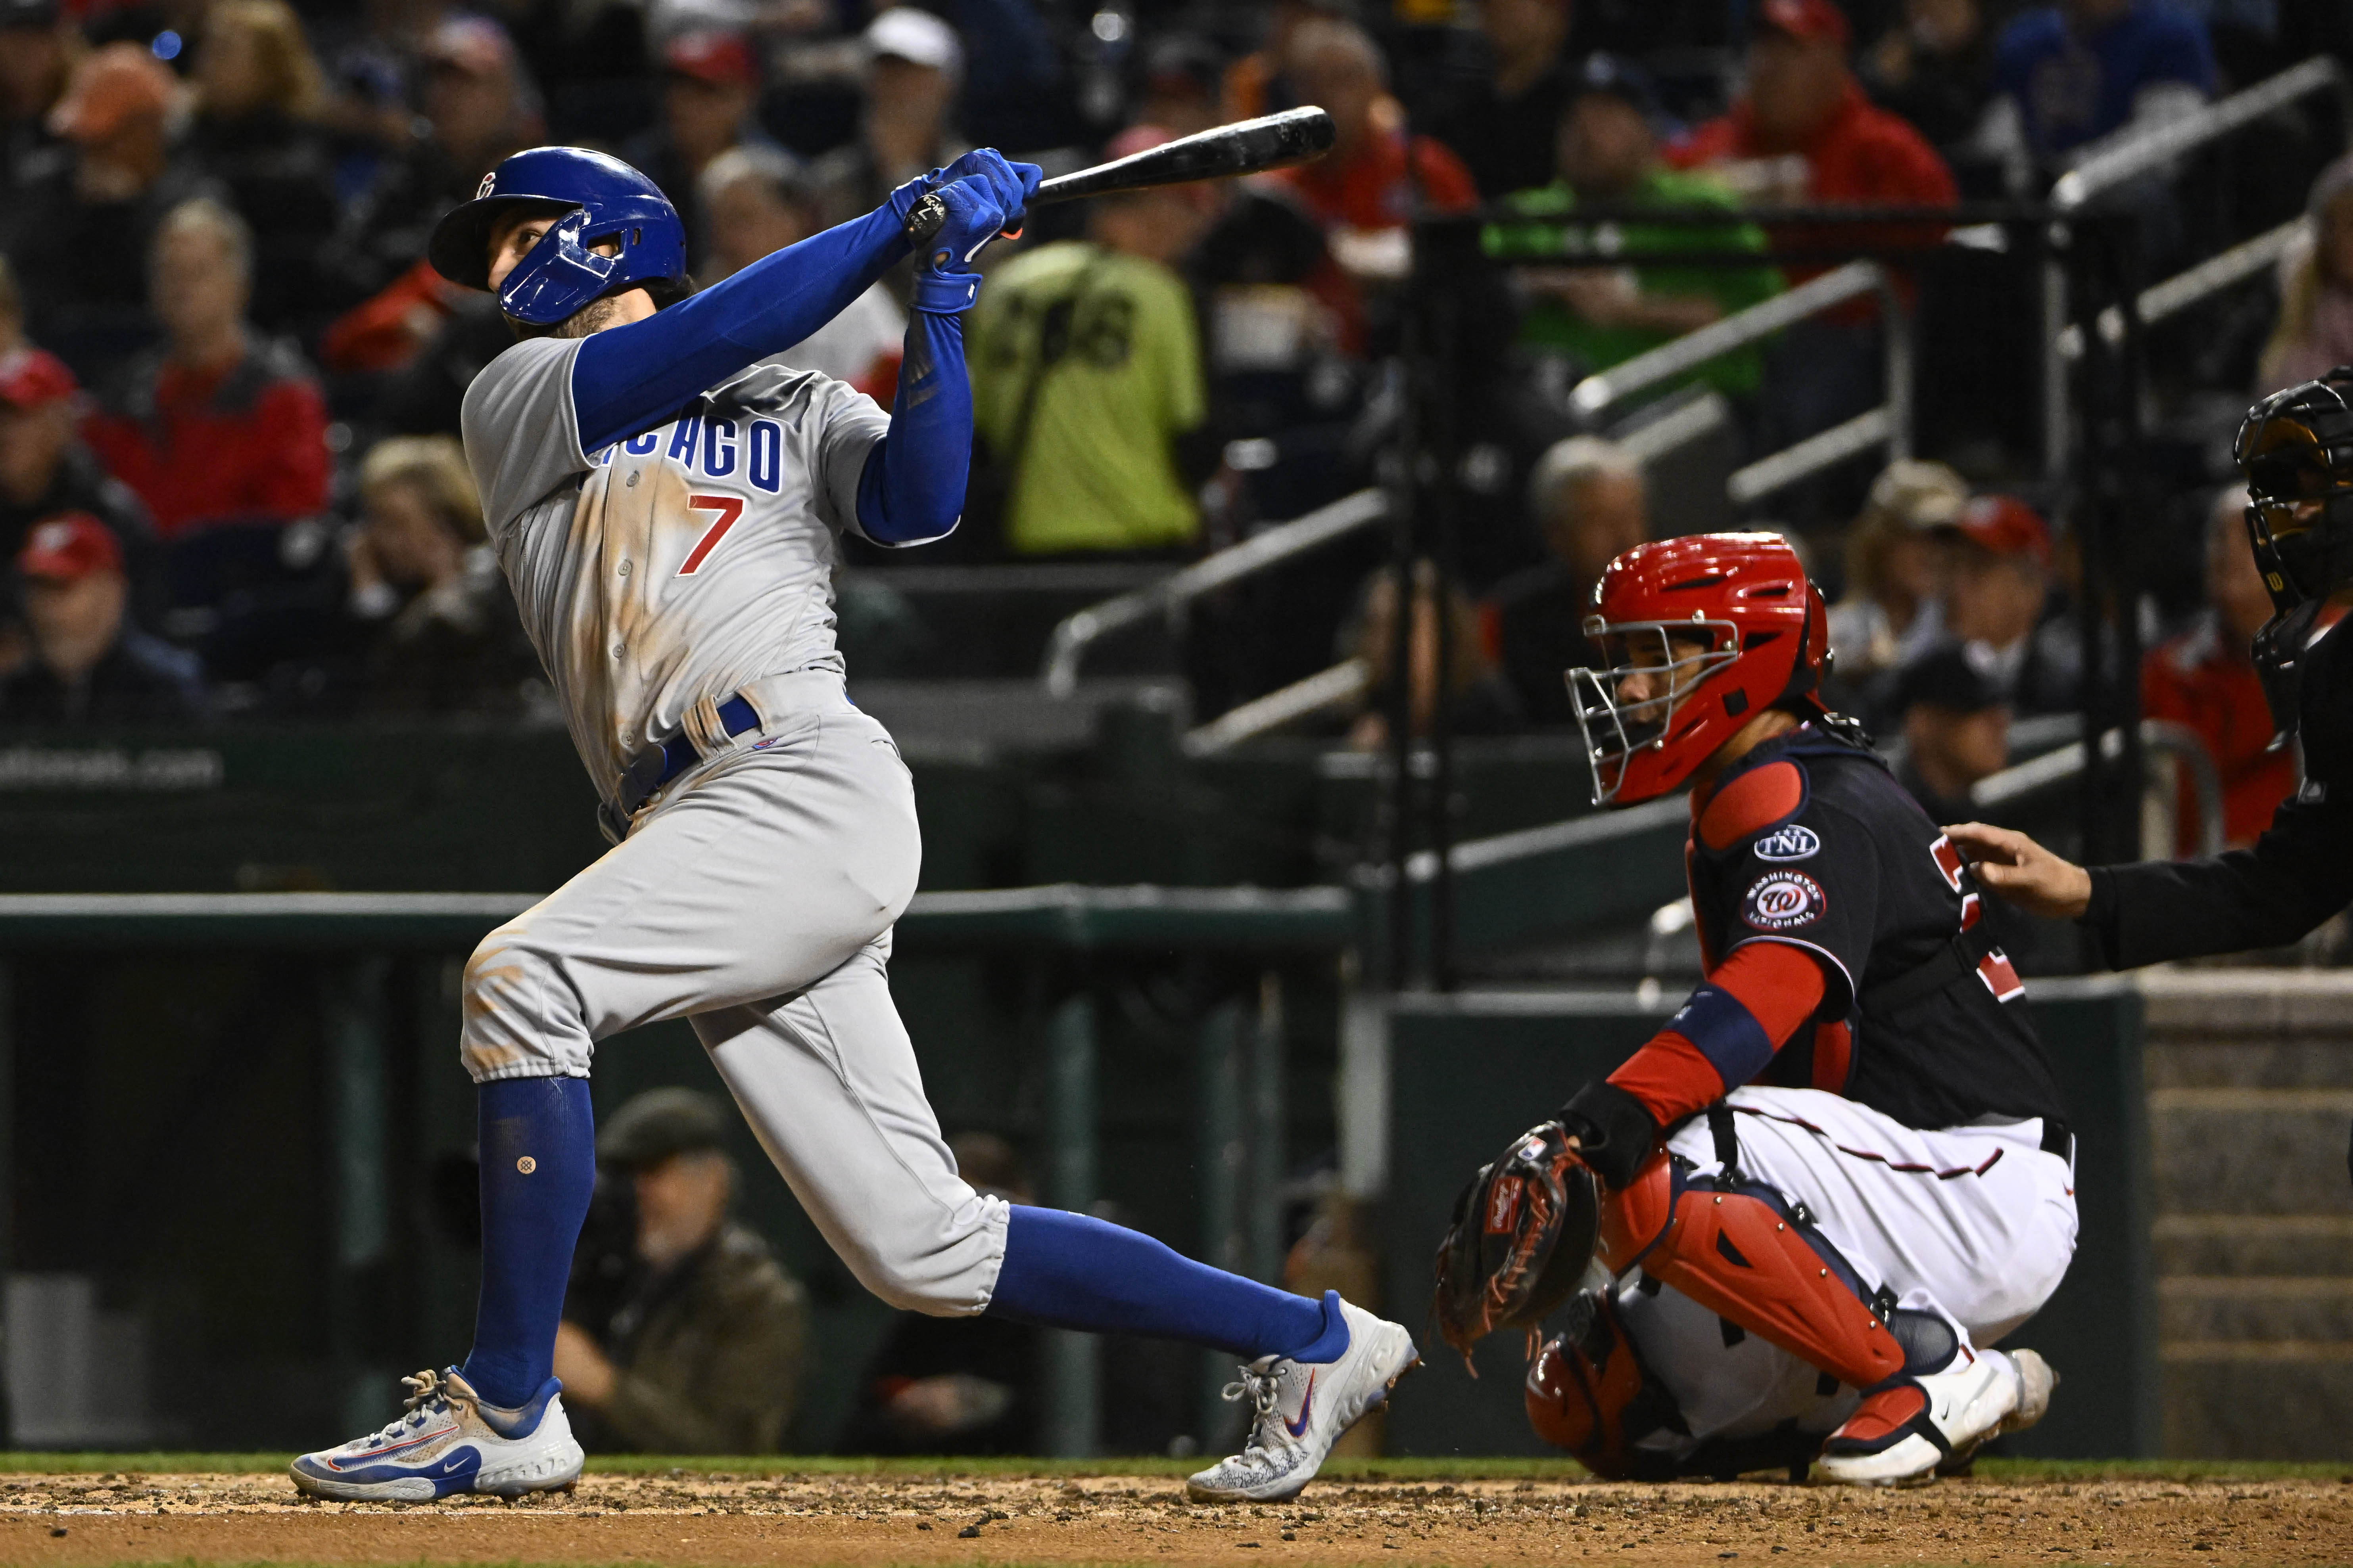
[1949,368,2353,1182]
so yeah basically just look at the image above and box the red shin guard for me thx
[1633,1185,1904,1391]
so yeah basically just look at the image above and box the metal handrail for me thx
[0,884,1356,951]
[1969,718,2225,856]
[2052,55,2347,212]
[1183,658,1369,755]
[2043,55,2351,473]
[2057,213,2311,360]
[1729,406,1893,506]
[1570,259,1885,420]
[1040,487,1389,697]
[1569,258,1910,508]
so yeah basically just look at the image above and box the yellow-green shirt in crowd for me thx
[969,240,1206,556]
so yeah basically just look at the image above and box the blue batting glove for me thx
[933,148,1043,226]
[922,174,1017,274]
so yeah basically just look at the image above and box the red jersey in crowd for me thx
[2142,615,2299,852]
[1271,125,1478,357]
[82,337,331,539]
[1666,82,1955,314]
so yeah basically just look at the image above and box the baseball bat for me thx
[903,106,1336,246]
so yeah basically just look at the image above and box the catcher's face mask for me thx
[2237,369,2353,613]
[1566,533,1828,808]
[2233,368,2353,742]
[1570,622,1739,806]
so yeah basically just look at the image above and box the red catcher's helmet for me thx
[1568,532,1830,806]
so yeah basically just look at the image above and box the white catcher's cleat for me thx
[1999,1348,2057,1436]
[1186,1295,1419,1503]
[1818,1346,2034,1487]
[290,1367,584,1502]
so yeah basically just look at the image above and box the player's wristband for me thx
[910,269,981,315]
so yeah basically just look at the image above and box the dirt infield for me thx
[0,1467,2345,1566]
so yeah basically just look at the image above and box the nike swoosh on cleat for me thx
[1284,1372,1316,1439]
[325,1424,449,1469]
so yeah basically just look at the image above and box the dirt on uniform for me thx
[0,1470,2348,1565]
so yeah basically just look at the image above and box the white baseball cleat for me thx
[1185,1296,1419,1503]
[1817,1346,2035,1487]
[1999,1348,2057,1435]
[290,1367,584,1502]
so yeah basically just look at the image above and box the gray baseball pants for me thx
[459,677,1008,1315]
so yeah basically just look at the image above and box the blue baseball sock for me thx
[986,1205,1349,1362]
[461,1075,597,1409]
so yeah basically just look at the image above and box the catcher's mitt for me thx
[1432,1120,1601,1366]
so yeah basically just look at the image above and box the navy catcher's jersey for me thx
[1685,723,2067,1131]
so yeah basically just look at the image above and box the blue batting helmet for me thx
[427,146,688,326]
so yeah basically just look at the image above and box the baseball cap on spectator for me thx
[424,15,516,78]
[1756,0,1852,48]
[1866,458,1967,531]
[0,347,77,410]
[1568,52,1665,125]
[17,512,122,582]
[665,29,760,89]
[1142,35,1224,103]
[46,41,176,141]
[866,7,963,81]
[597,1086,731,1169]
[1894,641,2005,717]
[1944,493,2052,569]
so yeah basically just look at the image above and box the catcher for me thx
[1436,534,2067,1485]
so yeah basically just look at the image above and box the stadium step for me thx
[2141,970,2353,1459]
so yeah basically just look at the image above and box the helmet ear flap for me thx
[1774,580,1831,710]
[499,210,621,326]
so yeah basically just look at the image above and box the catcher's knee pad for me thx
[1630,1178,1906,1392]
[1525,1290,1685,1479]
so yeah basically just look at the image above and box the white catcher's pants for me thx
[1621,1085,2079,1450]
[459,682,1008,1316]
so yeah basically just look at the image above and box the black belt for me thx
[614,694,761,820]
[2039,1116,2073,1162]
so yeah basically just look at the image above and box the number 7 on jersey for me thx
[679,494,745,576]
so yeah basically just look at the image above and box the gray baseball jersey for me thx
[460,335,890,805]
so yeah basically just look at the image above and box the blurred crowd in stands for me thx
[0,0,2345,853]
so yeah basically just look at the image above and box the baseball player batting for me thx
[1436,535,2067,1484]
[287,145,1414,1503]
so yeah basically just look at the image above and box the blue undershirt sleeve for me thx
[852,302,971,547]
[570,202,913,454]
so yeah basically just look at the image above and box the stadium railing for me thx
[0,884,1348,1461]
[1038,488,1390,698]
[1565,258,1914,508]
[2042,54,2353,473]
[1969,717,2226,857]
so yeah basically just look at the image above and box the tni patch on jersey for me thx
[1753,823,1821,863]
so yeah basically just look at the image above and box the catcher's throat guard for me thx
[1432,1122,1601,1365]
[1570,534,1831,807]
